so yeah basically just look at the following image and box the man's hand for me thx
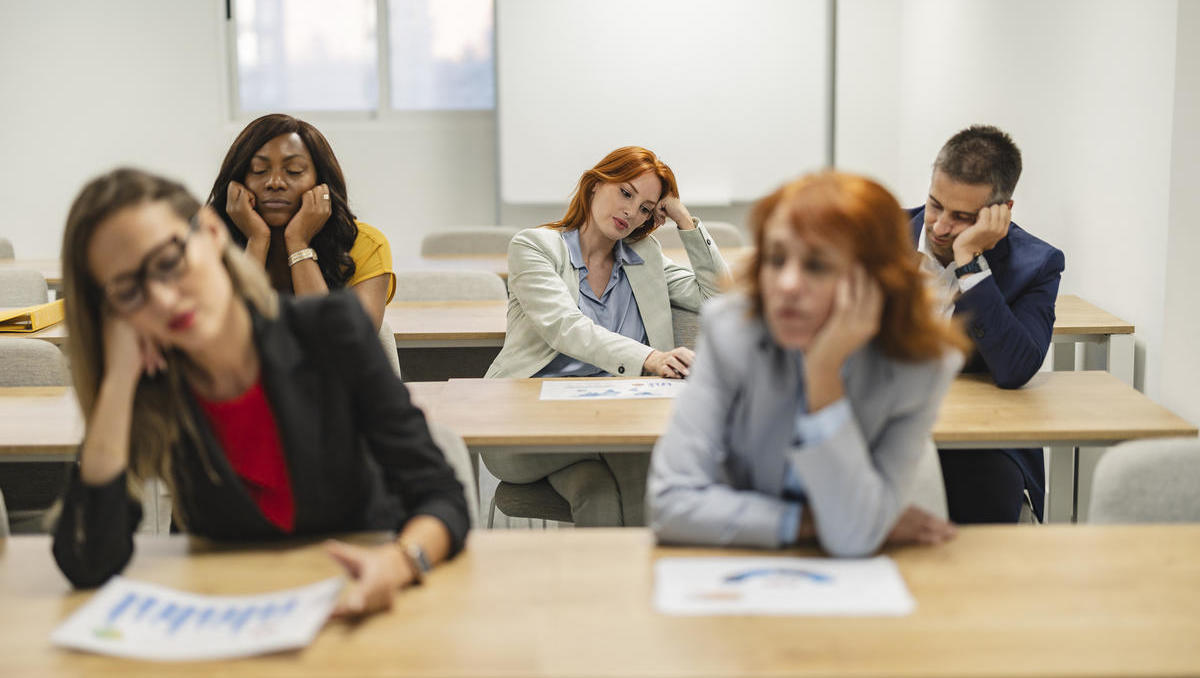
[952,202,1011,267]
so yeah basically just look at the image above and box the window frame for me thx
[223,0,496,122]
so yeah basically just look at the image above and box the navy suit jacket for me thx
[909,207,1065,518]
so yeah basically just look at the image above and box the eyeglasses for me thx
[101,217,199,314]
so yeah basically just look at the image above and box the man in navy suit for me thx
[910,125,1065,523]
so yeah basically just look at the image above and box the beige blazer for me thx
[486,220,729,379]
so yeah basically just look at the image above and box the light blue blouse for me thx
[533,229,649,378]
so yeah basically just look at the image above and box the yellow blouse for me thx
[347,221,396,303]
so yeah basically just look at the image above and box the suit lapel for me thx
[626,239,673,350]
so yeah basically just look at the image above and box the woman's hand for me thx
[884,505,957,546]
[642,347,695,379]
[654,195,694,230]
[102,313,165,384]
[804,265,883,373]
[326,540,416,618]
[284,183,332,252]
[802,265,883,411]
[225,181,271,242]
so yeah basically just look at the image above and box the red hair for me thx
[545,146,679,243]
[743,172,970,361]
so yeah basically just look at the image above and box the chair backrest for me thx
[426,423,480,529]
[0,237,14,259]
[906,439,949,520]
[420,227,521,256]
[652,221,745,250]
[0,488,10,538]
[0,270,49,306]
[671,307,701,349]
[1088,437,1200,523]
[0,337,69,387]
[377,318,402,378]
[392,270,507,302]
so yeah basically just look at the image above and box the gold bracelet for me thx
[287,248,318,267]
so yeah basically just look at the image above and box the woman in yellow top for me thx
[208,114,395,330]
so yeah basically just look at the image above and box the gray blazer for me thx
[648,294,963,556]
[486,221,729,379]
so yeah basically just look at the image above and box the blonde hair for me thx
[60,168,278,522]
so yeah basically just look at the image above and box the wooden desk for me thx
[0,387,81,462]
[384,300,506,348]
[19,304,510,352]
[3,526,1199,676]
[421,372,1195,453]
[0,383,446,463]
[1051,293,1135,384]
[421,372,1196,522]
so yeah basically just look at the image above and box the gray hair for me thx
[933,125,1022,203]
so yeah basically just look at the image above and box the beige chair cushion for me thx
[392,270,507,302]
[427,423,480,529]
[1088,437,1200,523]
[0,270,49,306]
[420,227,521,256]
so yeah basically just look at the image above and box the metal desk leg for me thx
[1046,445,1076,523]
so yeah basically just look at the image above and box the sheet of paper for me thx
[539,379,688,400]
[654,556,916,616]
[51,575,344,661]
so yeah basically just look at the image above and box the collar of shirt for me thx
[916,223,960,318]
[563,228,644,271]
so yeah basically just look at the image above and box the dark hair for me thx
[933,124,1023,203]
[207,114,358,288]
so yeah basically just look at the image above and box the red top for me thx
[195,380,295,532]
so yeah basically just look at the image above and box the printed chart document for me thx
[540,379,687,400]
[654,556,916,616]
[51,575,343,661]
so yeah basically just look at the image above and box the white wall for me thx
[3,2,1196,411]
[0,0,496,260]
[1161,0,1200,426]
[838,0,1182,399]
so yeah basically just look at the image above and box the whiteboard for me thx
[497,0,831,205]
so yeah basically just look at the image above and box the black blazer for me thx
[53,292,469,588]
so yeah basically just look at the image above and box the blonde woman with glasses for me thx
[52,168,467,617]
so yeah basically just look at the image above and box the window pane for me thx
[235,0,378,112]
[389,0,495,110]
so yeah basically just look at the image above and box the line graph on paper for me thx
[51,575,343,661]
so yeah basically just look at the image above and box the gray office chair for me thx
[377,318,402,378]
[651,220,745,250]
[420,227,521,256]
[0,269,49,306]
[0,489,10,538]
[671,307,701,350]
[427,423,480,530]
[488,479,572,528]
[0,337,70,533]
[0,237,13,260]
[1088,437,1200,523]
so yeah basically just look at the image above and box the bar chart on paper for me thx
[51,576,343,661]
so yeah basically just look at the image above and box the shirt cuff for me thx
[777,501,803,546]
[958,268,992,293]
[794,397,852,446]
